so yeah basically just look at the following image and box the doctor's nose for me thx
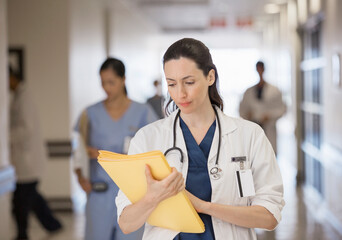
[176,84,187,99]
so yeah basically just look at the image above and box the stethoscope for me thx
[164,107,223,180]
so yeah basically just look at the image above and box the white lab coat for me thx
[10,83,46,183]
[239,82,286,154]
[116,107,285,240]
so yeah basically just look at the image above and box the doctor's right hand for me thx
[144,165,185,204]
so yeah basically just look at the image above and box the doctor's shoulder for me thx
[229,115,266,140]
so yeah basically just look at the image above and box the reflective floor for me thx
[8,118,342,240]
[9,159,342,240]
[256,160,342,240]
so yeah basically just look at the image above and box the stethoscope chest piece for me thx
[210,166,222,180]
[165,108,224,180]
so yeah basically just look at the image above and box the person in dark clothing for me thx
[147,80,165,119]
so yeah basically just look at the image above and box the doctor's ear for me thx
[207,69,216,86]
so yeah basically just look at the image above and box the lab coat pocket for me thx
[231,162,251,206]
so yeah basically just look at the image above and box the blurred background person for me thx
[9,67,62,240]
[239,61,286,155]
[72,57,158,240]
[146,79,165,119]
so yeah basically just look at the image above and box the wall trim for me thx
[0,165,16,196]
[47,197,73,212]
[47,140,72,158]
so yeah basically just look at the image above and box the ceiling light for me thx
[264,3,280,14]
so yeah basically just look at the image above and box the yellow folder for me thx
[97,150,205,233]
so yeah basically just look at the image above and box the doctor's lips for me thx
[179,102,191,107]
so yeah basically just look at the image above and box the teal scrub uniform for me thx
[76,101,158,240]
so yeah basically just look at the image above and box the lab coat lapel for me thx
[208,107,238,167]
[207,121,219,166]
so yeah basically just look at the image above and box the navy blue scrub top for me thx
[174,117,216,240]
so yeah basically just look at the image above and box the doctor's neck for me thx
[180,100,215,128]
[258,75,265,87]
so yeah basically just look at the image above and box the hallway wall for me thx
[68,0,108,209]
[321,0,342,232]
[8,0,70,140]
[7,0,108,204]
[0,0,11,239]
[68,0,107,126]
[323,0,342,151]
[108,0,161,102]
[294,0,342,235]
[0,0,9,169]
[7,0,71,199]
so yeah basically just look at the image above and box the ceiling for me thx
[126,0,287,32]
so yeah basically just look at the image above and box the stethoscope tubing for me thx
[164,107,221,166]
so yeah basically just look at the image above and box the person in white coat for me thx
[239,61,286,154]
[116,38,284,240]
[9,68,62,240]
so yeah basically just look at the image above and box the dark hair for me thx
[99,57,127,95]
[256,61,265,69]
[162,38,223,115]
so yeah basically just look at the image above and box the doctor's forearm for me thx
[118,195,159,234]
[202,203,277,230]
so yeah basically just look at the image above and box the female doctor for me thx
[116,38,285,240]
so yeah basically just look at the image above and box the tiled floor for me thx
[8,119,342,240]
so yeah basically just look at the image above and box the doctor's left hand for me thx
[186,190,208,214]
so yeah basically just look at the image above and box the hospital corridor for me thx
[1,0,342,240]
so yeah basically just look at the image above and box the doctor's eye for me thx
[167,83,176,87]
[185,81,194,85]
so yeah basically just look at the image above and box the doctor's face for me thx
[164,57,214,114]
[100,68,126,100]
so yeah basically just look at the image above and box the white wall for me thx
[108,0,161,102]
[8,0,70,140]
[7,0,71,198]
[157,30,262,52]
[68,0,107,209]
[0,0,11,238]
[0,0,9,169]
[68,0,107,126]
[321,0,342,231]
[7,0,109,201]
[323,0,342,151]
